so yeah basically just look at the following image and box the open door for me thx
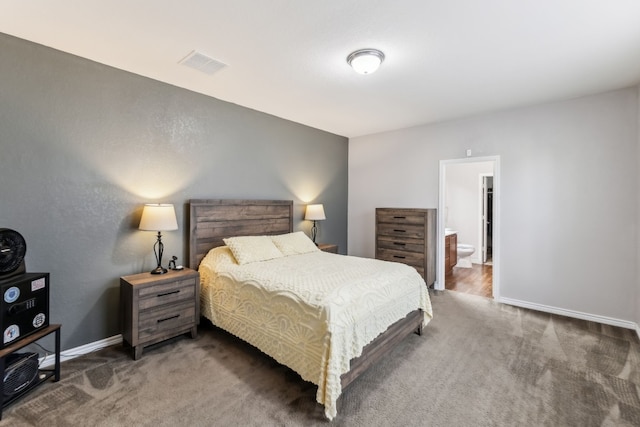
[481,175,493,264]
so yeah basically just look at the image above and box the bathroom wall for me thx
[349,87,638,325]
[444,161,494,264]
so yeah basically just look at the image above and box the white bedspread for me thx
[199,246,432,419]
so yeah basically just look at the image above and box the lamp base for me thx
[150,266,168,275]
[311,221,318,244]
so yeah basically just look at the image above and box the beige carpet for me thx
[1,290,639,426]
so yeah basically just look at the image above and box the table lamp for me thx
[139,204,178,274]
[305,204,326,244]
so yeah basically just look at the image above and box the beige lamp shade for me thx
[305,204,326,221]
[139,204,178,231]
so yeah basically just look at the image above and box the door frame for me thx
[437,155,500,299]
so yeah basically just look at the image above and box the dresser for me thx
[120,268,200,360]
[375,208,437,286]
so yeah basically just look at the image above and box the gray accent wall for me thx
[349,88,639,326]
[0,33,348,350]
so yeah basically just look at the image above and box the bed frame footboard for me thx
[340,309,423,390]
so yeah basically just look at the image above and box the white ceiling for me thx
[2,1,640,138]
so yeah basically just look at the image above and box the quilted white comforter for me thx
[199,246,432,420]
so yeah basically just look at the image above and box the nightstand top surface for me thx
[121,268,198,286]
[317,243,338,253]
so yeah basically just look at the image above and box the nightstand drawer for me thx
[138,279,196,310]
[138,301,196,342]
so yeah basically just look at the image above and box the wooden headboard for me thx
[189,199,293,269]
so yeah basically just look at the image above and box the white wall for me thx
[637,84,640,334]
[445,161,494,264]
[349,88,638,325]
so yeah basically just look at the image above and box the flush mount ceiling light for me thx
[346,48,385,74]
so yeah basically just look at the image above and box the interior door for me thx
[481,176,493,263]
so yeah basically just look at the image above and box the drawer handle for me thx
[157,290,180,298]
[393,255,406,259]
[393,216,406,219]
[157,314,180,323]
[393,242,406,246]
[393,229,406,233]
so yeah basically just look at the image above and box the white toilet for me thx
[456,244,475,268]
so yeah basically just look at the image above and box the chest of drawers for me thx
[375,208,437,286]
[120,268,200,360]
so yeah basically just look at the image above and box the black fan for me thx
[0,228,26,280]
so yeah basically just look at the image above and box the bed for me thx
[189,199,433,419]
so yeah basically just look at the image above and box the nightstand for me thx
[120,268,200,360]
[318,243,338,254]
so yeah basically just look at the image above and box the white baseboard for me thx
[498,297,639,335]
[40,334,122,368]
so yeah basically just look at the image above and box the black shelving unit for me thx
[0,324,61,419]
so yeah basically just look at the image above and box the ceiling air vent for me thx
[178,50,227,75]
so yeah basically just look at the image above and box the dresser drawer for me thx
[377,223,425,240]
[377,248,425,268]
[377,235,424,253]
[138,301,196,342]
[138,278,196,310]
[377,212,426,225]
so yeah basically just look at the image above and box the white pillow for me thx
[223,235,284,265]
[270,231,320,256]
[201,246,239,270]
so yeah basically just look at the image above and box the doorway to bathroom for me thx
[437,156,500,300]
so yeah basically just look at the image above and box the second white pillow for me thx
[270,231,320,256]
